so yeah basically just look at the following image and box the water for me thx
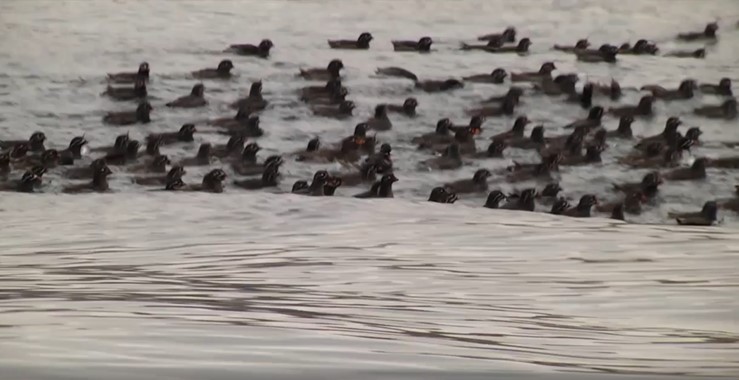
[1,0,739,378]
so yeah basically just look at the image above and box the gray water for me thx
[1,0,739,379]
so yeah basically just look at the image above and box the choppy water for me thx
[1,0,739,379]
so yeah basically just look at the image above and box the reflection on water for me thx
[0,194,738,378]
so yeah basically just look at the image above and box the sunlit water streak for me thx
[0,0,738,378]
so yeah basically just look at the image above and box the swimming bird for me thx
[161,178,186,191]
[604,116,635,139]
[508,125,546,150]
[597,191,646,216]
[183,169,228,193]
[463,68,507,84]
[549,198,571,215]
[670,201,718,226]
[107,62,149,84]
[62,164,113,193]
[480,38,532,54]
[460,39,505,51]
[58,136,88,165]
[0,171,42,193]
[532,74,579,96]
[354,173,398,198]
[385,98,418,117]
[233,163,282,191]
[328,32,373,49]
[567,82,594,109]
[706,155,739,169]
[322,176,343,196]
[331,163,379,187]
[662,158,707,181]
[375,67,463,92]
[414,118,454,148]
[608,95,654,118]
[699,78,732,96]
[179,143,213,167]
[392,36,433,52]
[576,44,619,63]
[3,143,29,161]
[419,144,463,171]
[166,84,207,108]
[542,127,586,157]
[444,169,491,194]
[506,154,560,183]
[292,137,325,162]
[448,116,484,136]
[613,172,662,199]
[226,39,274,58]
[217,115,264,138]
[634,117,682,150]
[477,27,516,43]
[312,100,356,119]
[693,99,737,120]
[132,165,186,186]
[482,87,524,105]
[212,135,246,159]
[103,78,147,101]
[559,144,604,166]
[510,62,557,83]
[537,183,564,206]
[563,106,604,132]
[103,139,140,166]
[641,79,696,100]
[621,145,682,169]
[210,108,252,128]
[466,95,516,117]
[553,39,590,53]
[0,152,8,177]
[561,195,598,217]
[432,128,477,155]
[299,78,343,100]
[664,48,706,59]
[64,158,108,180]
[128,154,170,174]
[719,186,739,213]
[362,143,393,173]
[300,80,347,105]
[292,170,331,196]
[149,124,196,146]
[593,78,622,100]
[618,39,659,55]
[677,22,718,41]
[490,116,529,142]
[428,187,458,204]
[500,188,537,211]
[16,149,59,171]
[483,190,507,209]
[103,101,152,126]
[0,131,46,152]
[228,143,265,174]
[364,105,392,131]
[299,59,344,81]
[192,60,234,79]
[230,81,268,111]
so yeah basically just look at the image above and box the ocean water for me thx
[0,0,738,379]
